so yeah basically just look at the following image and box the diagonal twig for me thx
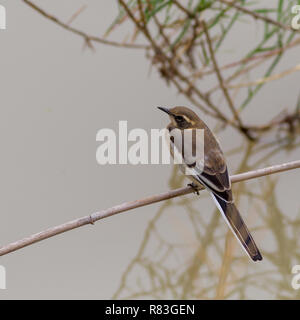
[22,0,148,49]
[218,0,294,31]
[191,37,300,79]
[66,4,87,26]
[202,20,244,129]
[227,64,300,89]
[0,160,300,257]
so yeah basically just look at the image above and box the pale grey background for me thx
[0,0,299,299]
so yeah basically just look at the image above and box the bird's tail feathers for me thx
[211,192,262,262]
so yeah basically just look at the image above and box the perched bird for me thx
[158,106,262,262]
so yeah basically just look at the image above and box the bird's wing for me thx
[170,127,231,202]
[188,150,233,202]
[189,127,232,202]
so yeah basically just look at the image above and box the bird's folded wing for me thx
[189,160,233,203]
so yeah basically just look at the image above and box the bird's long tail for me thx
[211,193,262,262]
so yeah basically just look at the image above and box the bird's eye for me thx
[175,115,184,123]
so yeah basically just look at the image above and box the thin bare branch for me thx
[218,0,294,31]
[0,160,299,257]
[191,38,300,79]
[202,21,244,128]
[22,0,148,49]
[172,0,196,18]
[66,4,87,26]
[227,64,300,89]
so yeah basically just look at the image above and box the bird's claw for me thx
[188,183,200,195]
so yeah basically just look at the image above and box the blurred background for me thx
[0,0,299,299]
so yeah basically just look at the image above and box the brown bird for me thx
[158,106,262,262]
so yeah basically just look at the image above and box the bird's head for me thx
[158,106,202,129]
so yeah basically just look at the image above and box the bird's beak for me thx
[157,107,172,116]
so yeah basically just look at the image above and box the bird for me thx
[158,106,262,262]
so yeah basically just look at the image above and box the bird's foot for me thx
[188,183,200,195]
